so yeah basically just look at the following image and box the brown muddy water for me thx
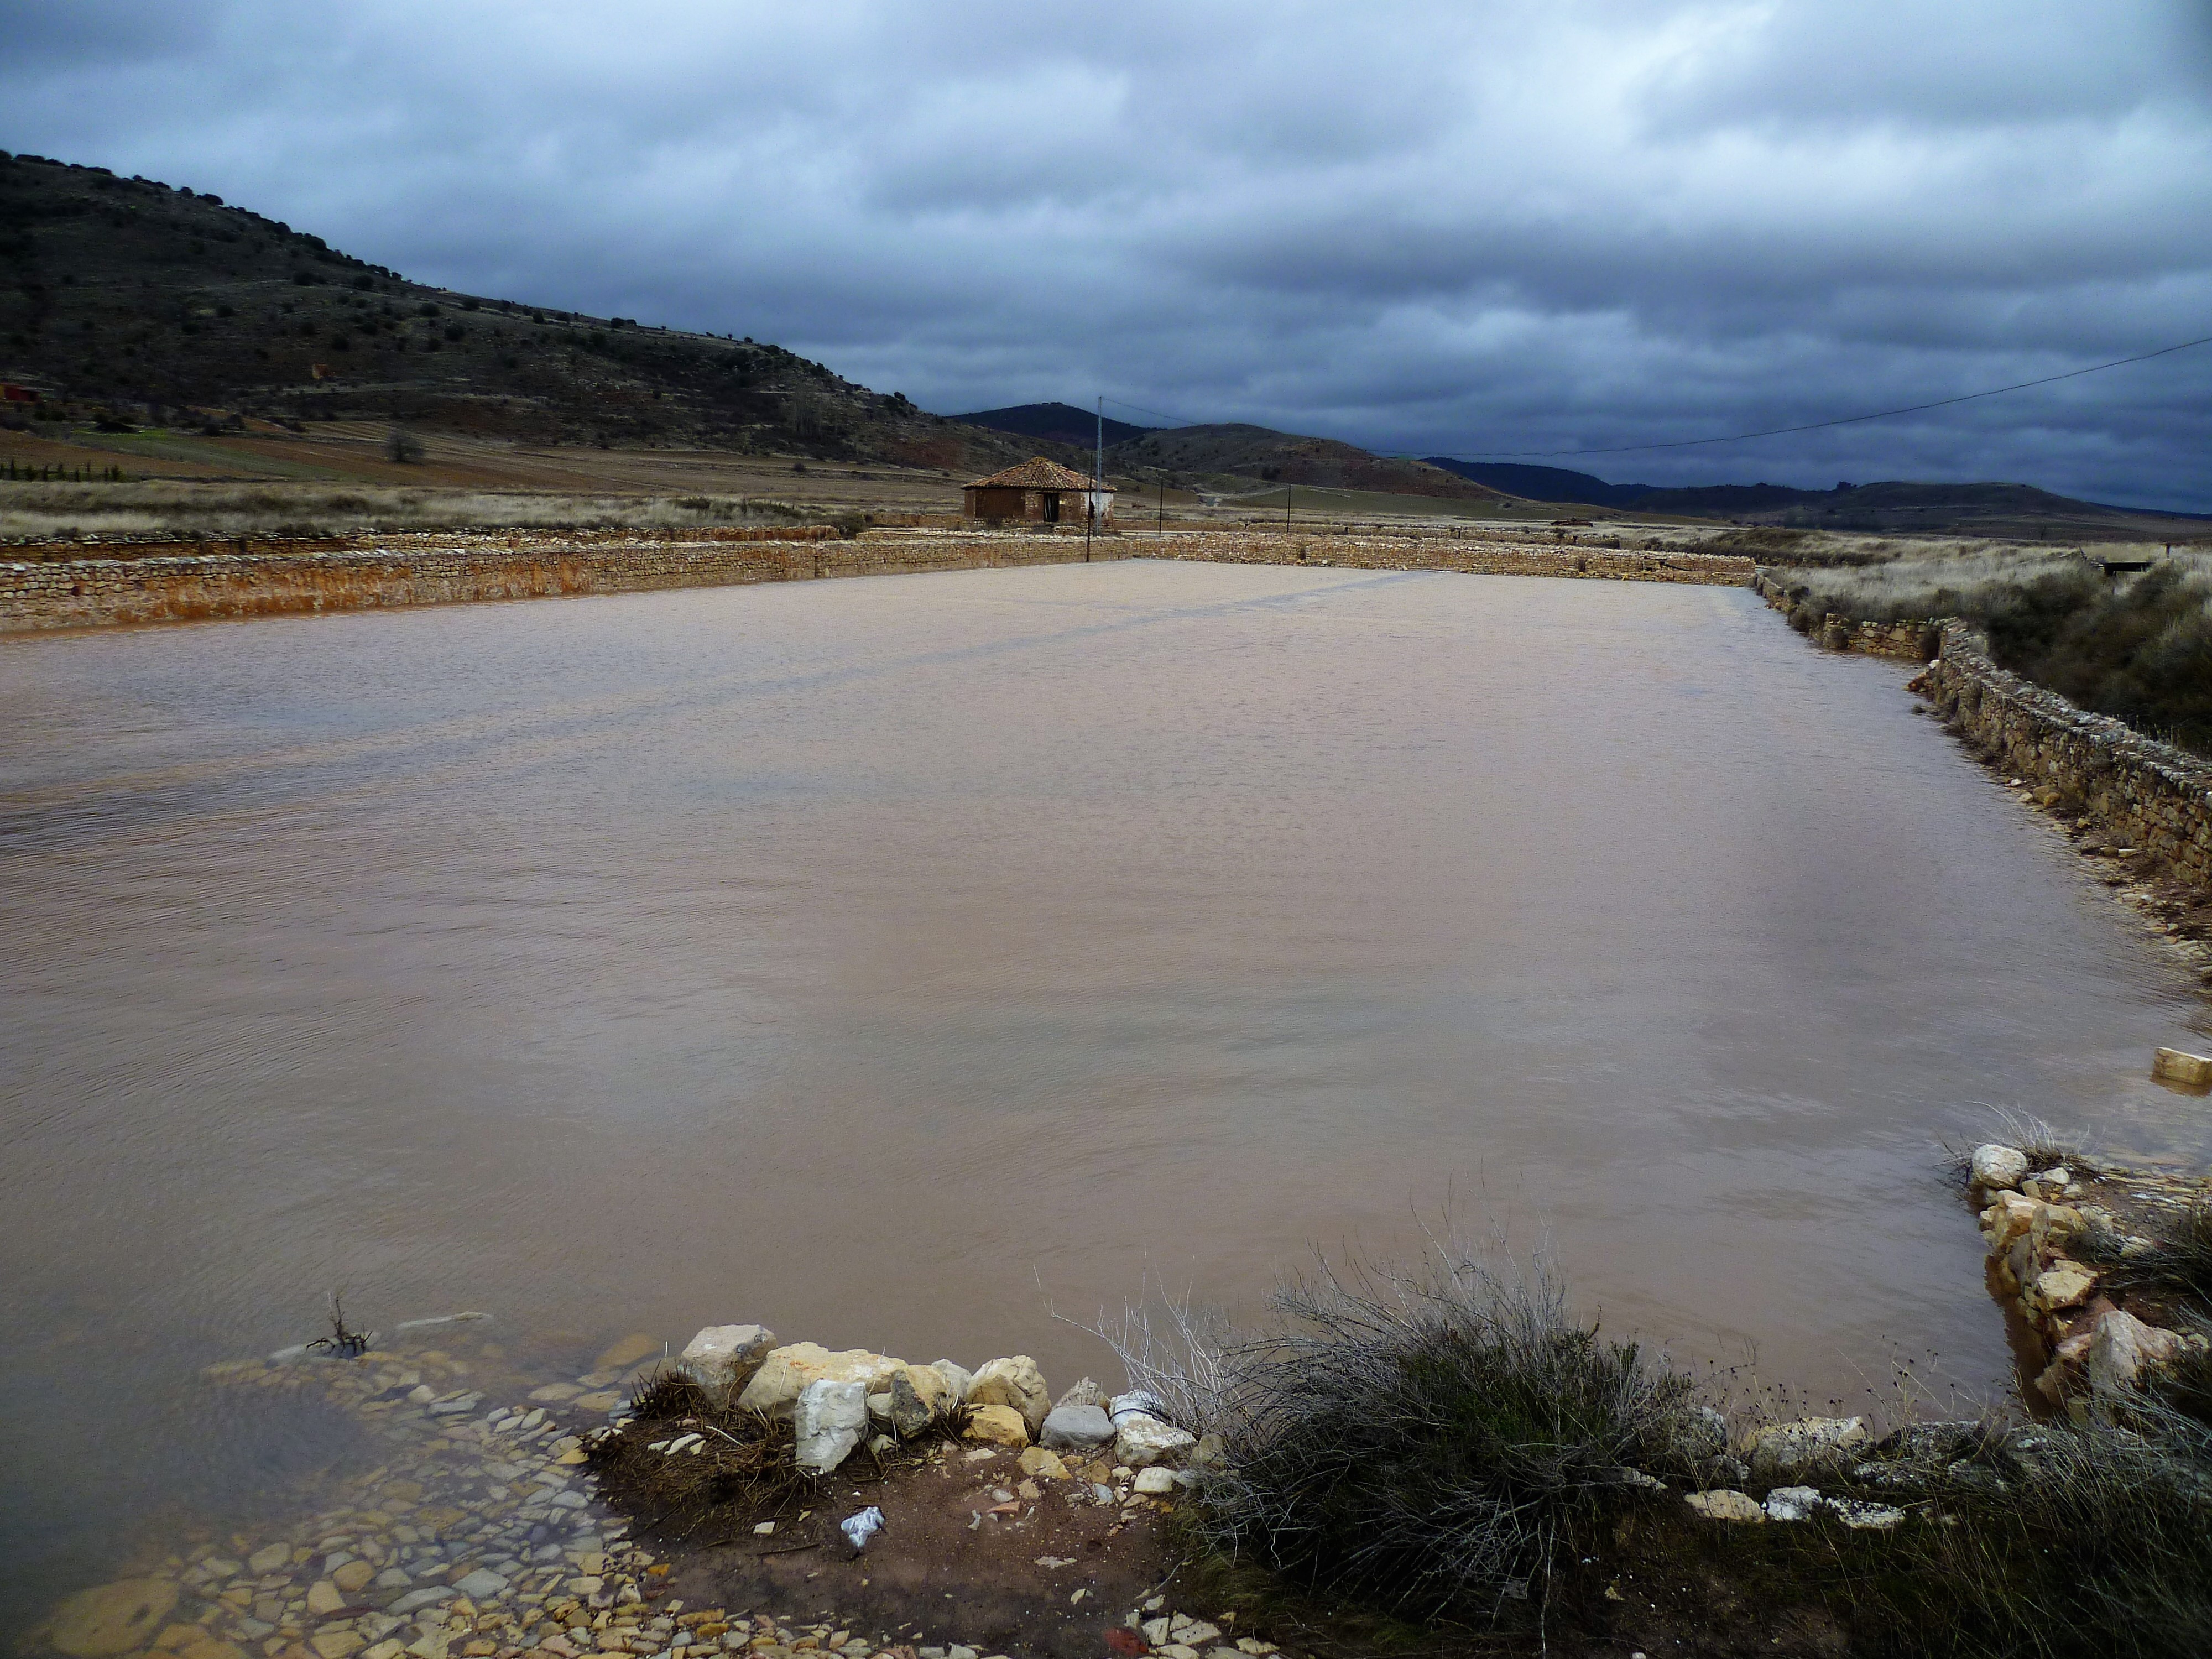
[2,560,2207,1621]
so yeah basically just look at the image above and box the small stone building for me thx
[961,457,1115,526]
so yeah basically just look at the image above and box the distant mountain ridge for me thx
[1426,458,2208,539]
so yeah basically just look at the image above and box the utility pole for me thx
[1087,395,1103,562]
[1285,483,1292,533]
[1158,476,1165,539]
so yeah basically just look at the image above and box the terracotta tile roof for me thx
[965,456,1108,491]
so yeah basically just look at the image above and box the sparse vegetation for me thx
[0,481,841,543]
[1093,1244,2212,1657]
[1767,538,2212,755]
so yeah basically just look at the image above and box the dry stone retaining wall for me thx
[1916,622,2212,890]
[0,529,1755,634]
[1753,572,1938,660]
[0,530,1126,633]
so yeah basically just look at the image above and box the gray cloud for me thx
[3,0,2208,507]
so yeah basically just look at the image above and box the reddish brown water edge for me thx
[2,559,2206,1616]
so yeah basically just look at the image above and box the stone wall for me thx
[1915,622,2212,890]
[0,528,1756,634]
[1752,572,1938,660]
[1165,534,1756,586]
[0,529,1129,633]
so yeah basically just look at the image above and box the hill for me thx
[1426,457,2207,540]
[0,150,1041,474]
[1422,460,1659,509]
[1104,424,1512,504]
[956,402,1155,450]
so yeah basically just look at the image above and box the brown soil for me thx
[660,1450,1174,1659]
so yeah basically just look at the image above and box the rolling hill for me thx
[1099,424,1512,504]
[0,149,1040,475]
[956,402,1156,450]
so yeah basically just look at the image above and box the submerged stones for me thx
[48,1580,181,1658]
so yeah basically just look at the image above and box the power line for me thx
[1098,330,2212,461]
[1426,332,2212,460]
[1099,394,1211,429]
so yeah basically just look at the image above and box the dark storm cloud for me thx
[4,0,2209,506]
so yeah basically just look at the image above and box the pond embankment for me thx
[1755,571,2212,923]
[0,530,1754,633]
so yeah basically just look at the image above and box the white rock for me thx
[1828,1498,1906,1530]
[1747,1417,1870,1481]
[1132,1467,1177,1496]
[2086,1309,2182,1397]
[1115,1413,1197,1468]
[928,1360,975,1403]
[1684,1490,1766,1523]
[676,1326,778,1401]
[1970,1145,2029,1191]
[792,1378,869,1473]
[737,1344,904,1417]
[1764,1486,1820,1522]
[1109,1390,1164,1423]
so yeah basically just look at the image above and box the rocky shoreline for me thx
[26,1318,1246,1659]
[1965,1134,2212,1412]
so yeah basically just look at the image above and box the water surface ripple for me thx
[3,560,2205,1615]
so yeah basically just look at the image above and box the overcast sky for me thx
[6,0,2210,507]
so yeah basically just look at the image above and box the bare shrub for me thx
[1107,1248,1705,1630]
[382,426,425,465]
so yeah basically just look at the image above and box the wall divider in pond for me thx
[0,530,1755,635]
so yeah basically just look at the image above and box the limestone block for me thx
[2152,1048,2212,1087]
[962,1403,1030,1447]
[1764,1486,1821,1522]
[736,1343,902,1417]
[1684,1490,1766,1523]
[1747,1417,1870,1482]
[2086,1310,2182,1397]
[2030,1264,2098,1316]
[1980,1191,2037,1248]
[675,1325,777,1400]
[1017,1446,1069,1479]
[1970,1145,2028,1191]
[1115,1412,1197,1468]
[793,1378,869,1473]
[967,1356,1051,1433]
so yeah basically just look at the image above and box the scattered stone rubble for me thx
[27,1321,1244,1659]
[1966,1140,2212,1412]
